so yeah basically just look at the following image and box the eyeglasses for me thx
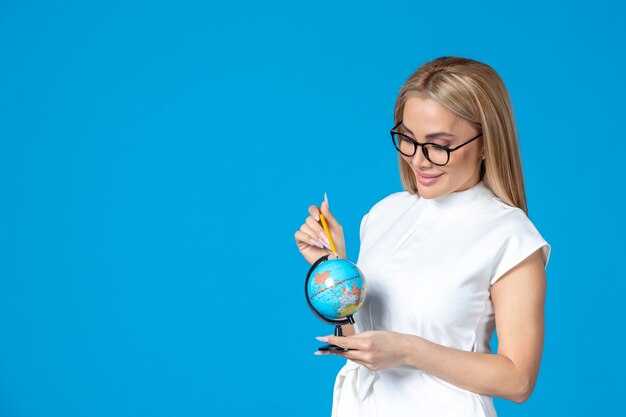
[390,120,483,166]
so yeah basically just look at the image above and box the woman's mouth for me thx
[415,171,443,186]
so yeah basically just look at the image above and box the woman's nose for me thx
[411,146,432,169]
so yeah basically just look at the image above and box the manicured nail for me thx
[316,336,329,342]
[314,351,324,355]
[319,231,330,243]
[314,213,320,221]
[321,240,331,250]
[324,192,329,207]
[310,239,324,249]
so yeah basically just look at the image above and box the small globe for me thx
[305,257,367,321]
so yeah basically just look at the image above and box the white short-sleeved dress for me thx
[331,180,551,417]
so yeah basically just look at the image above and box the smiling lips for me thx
[417,171,442,178]
[415,171,443,185]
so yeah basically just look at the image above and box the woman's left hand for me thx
[315,330,412,371]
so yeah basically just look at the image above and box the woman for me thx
[294,56,551,417]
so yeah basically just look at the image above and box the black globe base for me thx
[317,324,352,352]
[318,344,350,352]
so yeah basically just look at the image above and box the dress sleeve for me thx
[489,214,551,286]
[359,212,370,242]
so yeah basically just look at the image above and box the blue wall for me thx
[1,1,624,415]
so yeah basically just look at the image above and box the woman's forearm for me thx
[400,334,530,403]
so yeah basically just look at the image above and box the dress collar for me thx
[419,180,495,212]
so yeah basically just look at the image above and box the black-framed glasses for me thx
[390,120,483,166]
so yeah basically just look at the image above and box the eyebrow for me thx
[400,122,456,139]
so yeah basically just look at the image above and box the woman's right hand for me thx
[294,194,347,265]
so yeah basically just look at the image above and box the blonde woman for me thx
[294,56,551,417]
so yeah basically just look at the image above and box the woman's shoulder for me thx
[480,197,551,284]
[479,195,550,263]
[482,196,540,234]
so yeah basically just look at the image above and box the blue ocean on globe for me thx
[307,258,366,320]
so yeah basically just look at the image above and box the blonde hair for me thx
[394,56,528,214]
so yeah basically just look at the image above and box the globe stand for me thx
[305,254,361,352]
[318,318,355,352]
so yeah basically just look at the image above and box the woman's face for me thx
[400,96,483,199]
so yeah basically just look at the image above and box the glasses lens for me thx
[392,133,416,156]
[423,144,449,165]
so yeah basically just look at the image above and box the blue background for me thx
[1,1,624,415]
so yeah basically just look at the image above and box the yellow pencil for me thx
[319,213,338,256]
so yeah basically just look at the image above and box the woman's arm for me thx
[402,248,546,403]
[321,248,546,404]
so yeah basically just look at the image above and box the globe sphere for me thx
[306,257,366,321]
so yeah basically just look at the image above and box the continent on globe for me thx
[314,270,331,285]
[338,283,362,316]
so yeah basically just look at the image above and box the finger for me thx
[305,215,325,236]
[294,230,315,249]
[322,335,363,350]
[350,330,374,339]
[299,224,325,249]
[334,349,370,365]
[306,216,331,248]
[308,205,321,222]
[295,225,324,249]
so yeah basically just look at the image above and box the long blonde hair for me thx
[394,56,528,214]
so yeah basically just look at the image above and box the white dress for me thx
[331,181,551,417]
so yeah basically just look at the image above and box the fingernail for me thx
[324,192,329,207]
[319,231,330,243]
[313,351,324,355]
[310,239,324,249]
[317,239,329,249]
[321,240,331,250]
[314,213,320,221]
[316,336,329,342]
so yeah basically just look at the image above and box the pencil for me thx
[319,213,338,256]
